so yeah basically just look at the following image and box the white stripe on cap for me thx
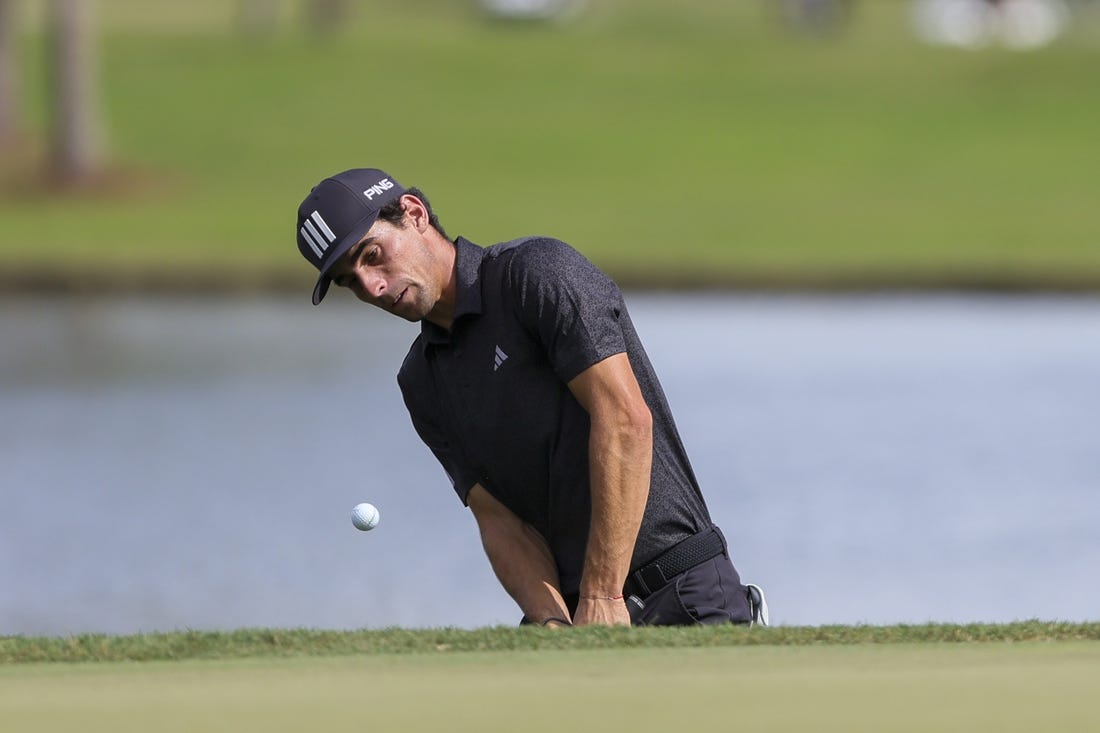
[311,211,336,242]
[300,225,324,258]
[303,219,330,253]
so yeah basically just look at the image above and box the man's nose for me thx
[354,269,386,299]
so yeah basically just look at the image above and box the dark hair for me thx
[378,186,449,240]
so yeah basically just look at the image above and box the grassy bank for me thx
[2,636,1098,732]
[3,1,1099,292]
[3,620,1097,665]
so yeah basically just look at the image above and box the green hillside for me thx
[3,1,1099,291]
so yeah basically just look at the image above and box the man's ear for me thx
[401,193,430,233]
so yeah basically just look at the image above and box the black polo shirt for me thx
[398,236,712,595]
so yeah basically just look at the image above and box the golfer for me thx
[296,168,767,627]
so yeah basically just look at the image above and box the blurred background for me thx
[1,0,1098,635]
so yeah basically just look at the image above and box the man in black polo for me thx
[296,168,767,627]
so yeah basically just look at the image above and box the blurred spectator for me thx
[306,0,352,33]
[478,0,588,23]
[237,0,351,35]
[912,0,1071,49]
[775,0,856,35]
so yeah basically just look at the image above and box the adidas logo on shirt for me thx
[493,346,508,371]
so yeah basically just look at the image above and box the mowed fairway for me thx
[2,643,1097,732]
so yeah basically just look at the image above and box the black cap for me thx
[296,168,406,305]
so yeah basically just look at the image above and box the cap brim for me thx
[310,211,381,305]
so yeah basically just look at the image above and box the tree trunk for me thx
[0,0,19,146]
[48,0,104,184]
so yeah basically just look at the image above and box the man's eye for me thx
[365,247,380,263]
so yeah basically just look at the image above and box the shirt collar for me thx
[420,236,484,349]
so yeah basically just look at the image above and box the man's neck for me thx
[424,234,458,331]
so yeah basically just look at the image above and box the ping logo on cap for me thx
[300,210,336,259]
[364,178,395,200]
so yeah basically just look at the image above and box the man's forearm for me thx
[482,520,571,624]
[470,485,571,625]
[566,353,654,626]
[580,407,653,598]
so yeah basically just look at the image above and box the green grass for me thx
[2,638,1098,732]
[3,621,1098,664]
[5,624,1098,730]
[3,1,1100,290]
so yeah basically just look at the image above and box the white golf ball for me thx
[351,502,380,531]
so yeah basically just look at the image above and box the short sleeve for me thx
[398,351,480,505]
[506,239,627,383]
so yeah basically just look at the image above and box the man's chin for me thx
[392,299,429,323]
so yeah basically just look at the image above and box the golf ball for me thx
[351,502,380,531]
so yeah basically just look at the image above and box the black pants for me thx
[556,537,753,626]
[624,552,753,626]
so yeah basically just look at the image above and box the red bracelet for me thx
[581,593,624,601]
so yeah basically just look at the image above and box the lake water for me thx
[2,293,1098,634]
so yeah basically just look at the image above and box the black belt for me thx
[623,526,726,600]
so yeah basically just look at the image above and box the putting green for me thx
[2,642,1097,731]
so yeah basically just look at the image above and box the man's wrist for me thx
[579,593,624,601]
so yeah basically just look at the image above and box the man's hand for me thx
[573,595,631,626]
